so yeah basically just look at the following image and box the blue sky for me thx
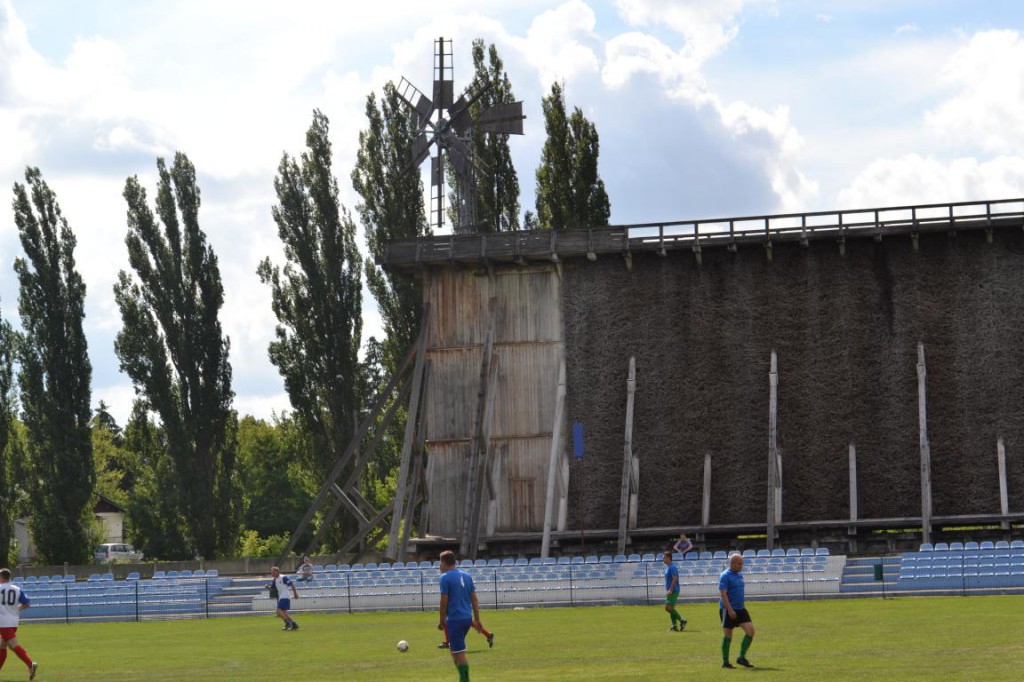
[2,0,1023,425]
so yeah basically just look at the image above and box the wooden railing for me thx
[381,198,1024,269]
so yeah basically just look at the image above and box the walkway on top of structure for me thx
[381,197,1024,271]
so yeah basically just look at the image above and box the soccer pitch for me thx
[14,595,1022,680]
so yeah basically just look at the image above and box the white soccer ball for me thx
[396,640,409,652]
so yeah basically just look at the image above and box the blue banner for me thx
[572,422,584,459]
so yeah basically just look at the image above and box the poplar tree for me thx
[0,315,19,566]
[535,82,611,229]
[462,39,521,232]
[115,153,240,559]
[257,110,363,541]
[352,83,431,371]
[11,167,95,564]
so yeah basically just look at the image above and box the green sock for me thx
[457,662,469,681]
[669,611,678,626]
[722,636,732,664]
[740,634,753,658]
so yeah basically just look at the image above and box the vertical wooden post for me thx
[702,452,712,527]
[767,351,778,550]
[848,444,858,524]
[557,454,569,531]
[541,361,567,558]
[386,319,430,560]
[774,453,783,524]
[917,342,932,545]
[617,357,637,555]
[997,436,1009,530]
[460,299,498,558]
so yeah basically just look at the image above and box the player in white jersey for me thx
[268,566,299,630]
[0,568,37,679]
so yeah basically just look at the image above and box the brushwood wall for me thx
[563,227,1024,530]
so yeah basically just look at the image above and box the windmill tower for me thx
[397,37,525,233]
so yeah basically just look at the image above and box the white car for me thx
[94,543,144,563]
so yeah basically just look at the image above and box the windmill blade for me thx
[410,132,432,169]
[430,152,444,188]
[397,77,435,122]
[477,101,526,135]
[449,82,494,136]
[449,96,473,137]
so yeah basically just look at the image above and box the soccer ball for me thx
[396,640,409,652]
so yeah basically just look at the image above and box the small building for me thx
[15,496,127,564]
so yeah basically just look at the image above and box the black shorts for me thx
[720,607,752,629]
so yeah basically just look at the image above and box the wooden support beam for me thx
[767,350,778,550]
[617,357,637,555]
[386,310,431,560]
[460,298,498,558]
[466,355,500,555]
[278,334,419,564]
[541,360,567,558]
[917,342,933,545]
[702,452,712,527]
[997,436,1009,531]
[557,448,570,532]
[848,444,858,535]
[397,375,432,561]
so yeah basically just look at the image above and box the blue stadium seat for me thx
[487,559,501,567]
[515,558,529,567]
[179,570,192,578]
[584,556,599,564]
[599,555,613,564]
[713,551,728,560]
[101,573,114,581]
[378,563,391,571]
[166,571,179,579]
[152,571,166,579]
[570,556,584,565]
[1011,540,1024,549]
[528,557,543,566]
[934,543,949,552]
[949,542,964,551]
[192,569,206,578]
[800,548,815,556]
[699,551,713,560]
[995,541,1010,550]
[980,541,995,551]
[87,574,100,582]
[815,548,830,556]
[683,551,698,561]
[641,553,656,562]
[543,557,557,565]
[501,558,515,567]
[965,541,980,551]
[206,569,219,577]
[23,576,35,584]
[756,549,771,558]
[365,563,378,570]
[50,575,63,583]
[771,549,786,557]
[784,548,799,557]
[627,554,641,562]
[919,543,934,552]
[351,563,364,571]
[324,564,338,572]
[613,555,628,563]
[126,572,140,581]
[557,557,571,565]
[741,550,756,558]
[37,576,50,584]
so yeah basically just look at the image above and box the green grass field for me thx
[8,595,1021,680]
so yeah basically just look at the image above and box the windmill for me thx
[397,37,525,233]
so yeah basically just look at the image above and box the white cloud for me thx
[838,154,1024,208]
[924,30,1024,154]
[895,23,919,35]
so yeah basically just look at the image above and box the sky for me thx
[2,0,1024,426]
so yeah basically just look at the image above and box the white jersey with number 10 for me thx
[0,583,28,628]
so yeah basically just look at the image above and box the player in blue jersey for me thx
[663,551,686,631]
[438,550,483,682]
[718,553,755,668]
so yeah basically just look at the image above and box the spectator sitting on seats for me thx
[297,557,314,582]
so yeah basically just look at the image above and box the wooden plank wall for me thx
[423,264,564,536]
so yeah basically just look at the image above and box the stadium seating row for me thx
[919,540,1024,551]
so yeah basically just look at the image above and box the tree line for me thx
[0,40,611,565]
